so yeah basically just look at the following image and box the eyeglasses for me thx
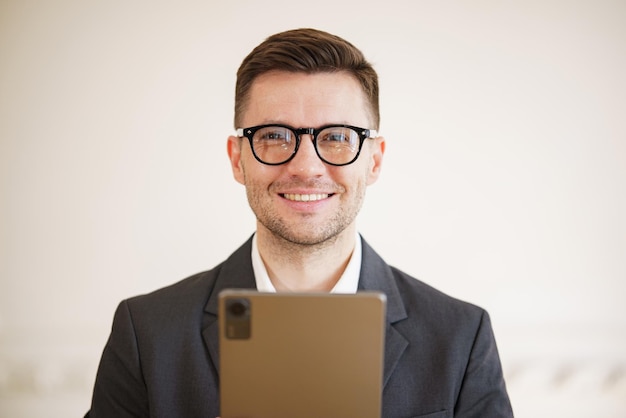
[236,124,378,166]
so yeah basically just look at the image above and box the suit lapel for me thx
[358,236,409,388]
[202,236,257,375]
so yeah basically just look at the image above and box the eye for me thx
[324,132,349,142]
[254,127,294,144]
[259,129,287,141]
[318,128,358,147]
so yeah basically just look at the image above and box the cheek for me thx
[239,158,255,185]
[240,157,277,189]
[332,166,370,192]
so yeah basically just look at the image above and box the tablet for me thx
[218,289,386,418]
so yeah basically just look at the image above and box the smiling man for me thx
[86,28,513,417]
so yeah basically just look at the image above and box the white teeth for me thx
[283,193,329,202]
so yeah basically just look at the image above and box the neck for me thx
[255,225,357,292]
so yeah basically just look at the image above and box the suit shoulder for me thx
[122,263,223,317]
[389,265,485,318]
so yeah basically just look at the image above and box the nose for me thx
[286,134,325,176]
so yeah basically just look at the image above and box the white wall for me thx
[1,0,625,416]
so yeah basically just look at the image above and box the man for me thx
[86,28,513,417]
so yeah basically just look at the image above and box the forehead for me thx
[242,71,372,127]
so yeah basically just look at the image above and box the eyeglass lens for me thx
[251,126,360,165]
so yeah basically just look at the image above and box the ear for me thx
[227,135,246,185]
[366,136,385,185]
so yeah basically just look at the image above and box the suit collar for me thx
[205,234,408,322]
[203,234,409,387]
[204,235,257,316]
[358,236,408,324]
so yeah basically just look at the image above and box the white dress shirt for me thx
[251,232,361,293]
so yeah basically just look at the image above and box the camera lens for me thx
[227,299,249,317]
[224,297,251,339]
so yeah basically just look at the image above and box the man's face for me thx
[227,71,385,246]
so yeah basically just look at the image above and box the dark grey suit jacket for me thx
[87,236,513,417]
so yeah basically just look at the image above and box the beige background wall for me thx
[1,0,625,416]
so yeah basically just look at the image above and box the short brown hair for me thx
[234,28,380,129]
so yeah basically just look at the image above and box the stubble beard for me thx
[245,180,366,249]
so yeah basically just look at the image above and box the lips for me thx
[282,193,330,202]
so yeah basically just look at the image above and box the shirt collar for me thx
[251,232,361,294]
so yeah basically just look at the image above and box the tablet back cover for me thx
[219,290,386,418]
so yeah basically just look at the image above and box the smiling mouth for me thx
[281,193,331,202]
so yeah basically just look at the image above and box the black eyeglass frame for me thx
[236,124,378,166]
